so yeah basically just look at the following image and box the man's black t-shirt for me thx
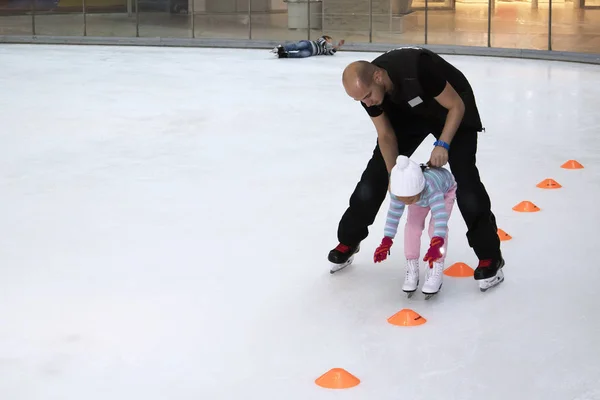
[362,52,446,118]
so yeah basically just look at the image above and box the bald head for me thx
[342,60,386,106]
[342,61,377,94]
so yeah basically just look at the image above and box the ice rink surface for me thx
[1,44,600,399]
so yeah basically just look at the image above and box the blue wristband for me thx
[434,140,450,150]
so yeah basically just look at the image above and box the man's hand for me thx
[429,146,449,167]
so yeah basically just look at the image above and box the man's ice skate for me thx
[474,257,505,292]
[328,243,360,274]
[422,261,444,299]
[478,269,504,292]
[403,259,419,298]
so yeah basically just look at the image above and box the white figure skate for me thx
[403,259,420,298]
[422,261,444,299]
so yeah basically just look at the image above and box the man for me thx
[329,47,504,292]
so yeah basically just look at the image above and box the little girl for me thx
[271,35,344,59]
[373,155,457,298]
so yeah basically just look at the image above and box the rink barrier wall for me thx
[1,35,600,65]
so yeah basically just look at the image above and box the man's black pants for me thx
[336,121,501,261]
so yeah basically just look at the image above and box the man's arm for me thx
[418,54,465,146]
[371,113,399,174]
[433,82,465,146]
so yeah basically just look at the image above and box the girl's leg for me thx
[404,204,429,260]
[403,204,429,294]
[427,184,457,262]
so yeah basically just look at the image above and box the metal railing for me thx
[1,0,599,61]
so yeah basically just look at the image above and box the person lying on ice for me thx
[271,35,344,58]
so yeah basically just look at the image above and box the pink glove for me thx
[374,237,393,263]
[423,236,444,266]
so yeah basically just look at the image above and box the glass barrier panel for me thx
[84,0,136,37]
[551,0,600,53]
[33,0,84,36]
[193,0,251,39]
[418,0,488,47]
[322,0,372,44]
[491,0,549,50]
[137,0,192,37]
[373,0,426,45]
[247,0,310,41]
[0,0,34,35]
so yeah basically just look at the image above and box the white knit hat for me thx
[389,155,425,197]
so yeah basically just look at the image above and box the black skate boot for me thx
[474,256,505,292]
[276,45,288,58]
[328,243,360,274]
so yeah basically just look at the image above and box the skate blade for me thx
[423,291,439,300]
[403,280,419,298]
[479,271,504,292]
[422,282,442,300]
[330,256,354,274]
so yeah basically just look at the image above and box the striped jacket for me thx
[310,37,337,56]
[384,167,456,239]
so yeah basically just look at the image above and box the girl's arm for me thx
[428,190,449,239]
[384,194,405,239]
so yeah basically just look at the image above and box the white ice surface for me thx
[1,44,600,400]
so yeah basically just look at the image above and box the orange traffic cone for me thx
[387,309,427,326]
[497,228,512,241]
[536,178,562,189]
[443,262,474,277]
[561,160,584,169]
[512,201,540,212]
[315,368,360,389]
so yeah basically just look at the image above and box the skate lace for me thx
[426,262,443,281]
[434,262,443,278]
[406,260,419,278]
[335,243,350,253]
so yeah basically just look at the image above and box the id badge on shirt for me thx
[408,96,423,107]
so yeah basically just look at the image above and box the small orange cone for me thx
[387,308,427,326]
[512,201,540,212]
[443,262,474,277]
[536,178,562,189]
[315,368,360,389]
[497,228,512,241]
[561,160,584,169]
